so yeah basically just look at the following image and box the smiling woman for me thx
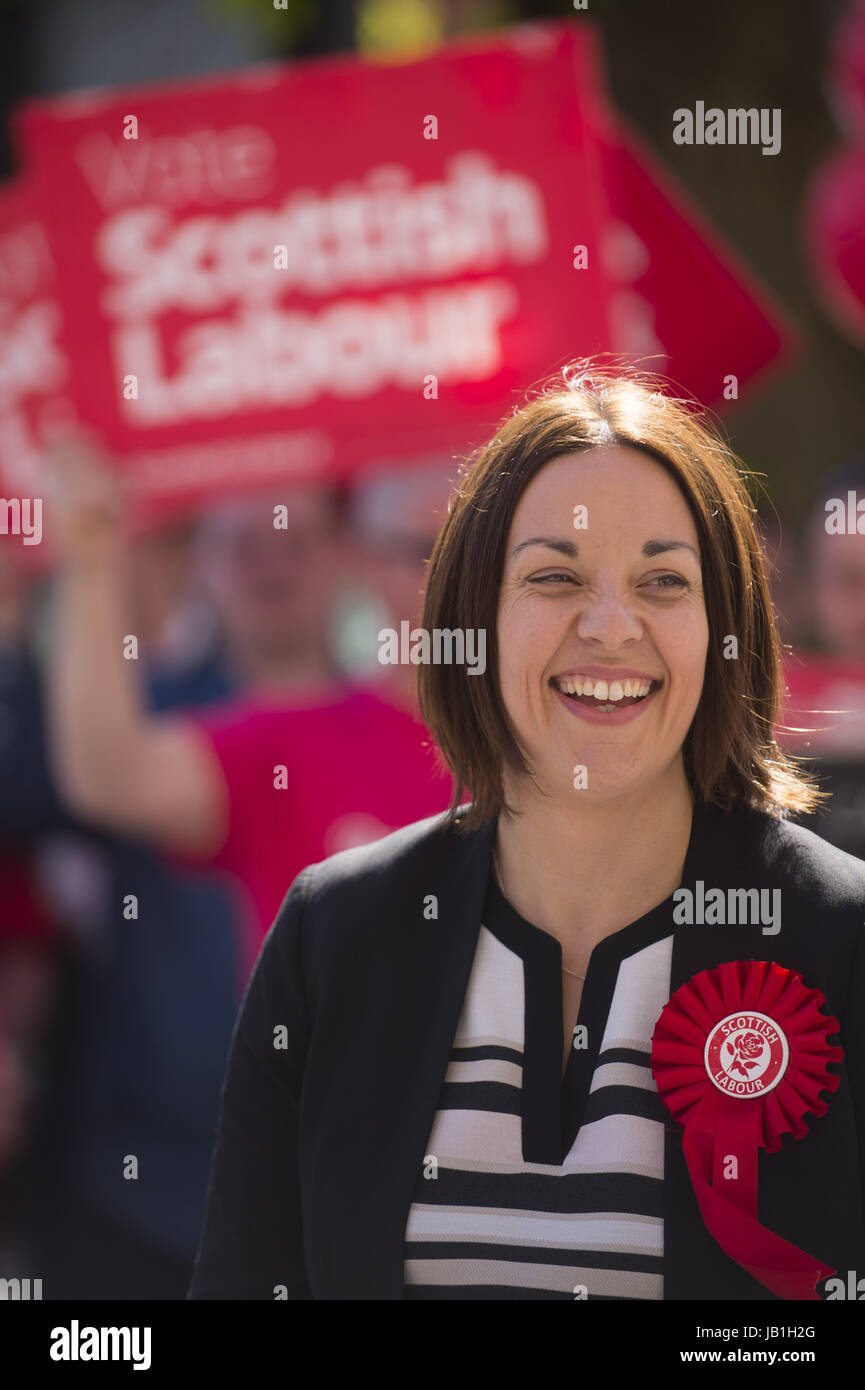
[498,448,709,797]
[418,363,817,831]
[190,359,865,1303]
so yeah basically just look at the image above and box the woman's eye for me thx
[526,572,690,592]
[644,574,689,591]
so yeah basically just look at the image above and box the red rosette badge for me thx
[651,959,843,1300]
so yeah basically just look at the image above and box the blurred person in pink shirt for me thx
[43,435,453,968]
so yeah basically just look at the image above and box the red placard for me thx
[0,180,77,571]
[803,144,865,349]
[14,21,615,525]
[582,77,799,406]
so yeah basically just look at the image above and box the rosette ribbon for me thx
[651,959,843,1300]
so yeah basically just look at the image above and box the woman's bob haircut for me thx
[418,358,826,834]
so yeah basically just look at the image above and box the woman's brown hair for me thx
[418,358,826,833]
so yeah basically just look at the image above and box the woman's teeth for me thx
[553,676,654,702]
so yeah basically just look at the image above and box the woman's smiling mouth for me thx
[550,673,662,722]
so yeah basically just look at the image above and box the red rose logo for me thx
[726,1030,765,1078]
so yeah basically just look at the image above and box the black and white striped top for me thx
[403,874,674,1298]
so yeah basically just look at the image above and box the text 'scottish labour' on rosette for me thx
[651,958,843,1300]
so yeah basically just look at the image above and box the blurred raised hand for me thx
[42,430,226,854]
[42,429,127,571]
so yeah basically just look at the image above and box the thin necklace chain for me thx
[491,846,586,982]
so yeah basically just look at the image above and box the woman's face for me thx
[497,446,709,804]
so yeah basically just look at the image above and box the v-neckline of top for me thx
[480,798,715,1165]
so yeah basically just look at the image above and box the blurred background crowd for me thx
[0,0,863,1300]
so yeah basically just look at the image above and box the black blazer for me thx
[188,798,865,1300]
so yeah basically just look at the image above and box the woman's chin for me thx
[564,769,648,800]
[515,759,656,805]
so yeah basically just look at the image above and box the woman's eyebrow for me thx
[641,539,700,559]
[509,536,699,560]
[510,536,577,558]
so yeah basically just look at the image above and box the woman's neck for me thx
[494,763,695,946]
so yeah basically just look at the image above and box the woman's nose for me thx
[573,591,643,645]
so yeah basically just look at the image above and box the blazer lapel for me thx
[305,814,496,1299]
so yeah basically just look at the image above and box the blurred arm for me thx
[44,435,228,855]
